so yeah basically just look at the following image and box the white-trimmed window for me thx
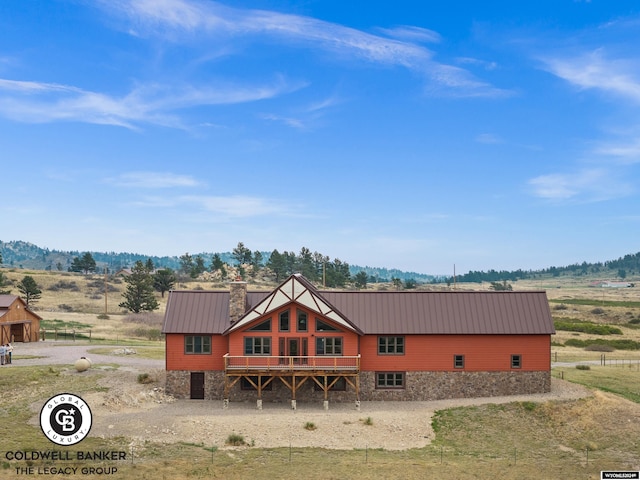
[185,336,211,354]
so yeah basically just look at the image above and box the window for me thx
[185,336,211,354]
[244,337,271,355]
[241,376,273,391]
[297,309,308,332]
[316,337,342,355]
[313,376,346,391]
[376,372,405,389]
[511,354,522,369]
[248,318,271,332]
[279,311,289,332]
[454,354,465,369]
[378,336,404,355]
[315,318,339,332]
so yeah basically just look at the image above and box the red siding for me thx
[227,305,359,357]
[166,334,226,371]
[360,334,550,372]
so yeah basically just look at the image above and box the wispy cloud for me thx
[101,0,507,97]
[108,171,203,188]
[0,76,299,129]
[475,133,503,144]
[528,168,632,202]
[594,139,640,164]
[133,193,295,218]
[541,49,640,103]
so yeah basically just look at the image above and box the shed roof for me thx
[162,278,554,336]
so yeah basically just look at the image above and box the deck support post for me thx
[291,399,297,410]
[257,399,263,410]
[355,400,360,411]
[223,398,229,409]
[323,400,329,411]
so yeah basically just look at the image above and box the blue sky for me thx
[2,0,640,275]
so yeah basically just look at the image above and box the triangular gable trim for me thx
[226,274,361,334]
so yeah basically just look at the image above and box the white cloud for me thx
[108,172,203,188]
[475,133,503,144]
[0,76,299,129]
[541,49,640,103]
[594,139,640,164]
[101,0,507,97]
[528,168,632,201]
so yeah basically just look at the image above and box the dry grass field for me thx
[1,267,639,479]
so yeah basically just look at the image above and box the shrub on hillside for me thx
[554,320,622,335]
[565,338,640,350]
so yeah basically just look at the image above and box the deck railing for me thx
[223,354,360,372]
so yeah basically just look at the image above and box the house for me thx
[162,274,555,408]
[0,295,42,344]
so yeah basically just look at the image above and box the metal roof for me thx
[162,281,554,336]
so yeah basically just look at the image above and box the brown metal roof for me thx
[319,290,554,335]
[0,295,18,309]
[162,283,554,336]
[162,291,268,334]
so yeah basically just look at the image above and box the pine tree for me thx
[17,275,42,306]
[119,261,159,313]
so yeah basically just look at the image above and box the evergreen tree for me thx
[210,253,227,279]
[267,249,287,281]
[69,252,97,274]
[354,271,368,289]
[0,271,11,295]
[17,275,42,306]
[232,242,252,265]
[153,268,176,298]
[179,253,194,276]
[145,258,155,272]
[119,261,159,313]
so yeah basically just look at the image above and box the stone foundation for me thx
[166,370,550,402]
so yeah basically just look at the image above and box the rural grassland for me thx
[0,268,639,479]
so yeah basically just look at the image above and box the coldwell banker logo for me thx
[40,393,92,446]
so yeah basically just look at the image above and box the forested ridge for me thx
[1,239,639,284]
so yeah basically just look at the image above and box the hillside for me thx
[2,239,640,284]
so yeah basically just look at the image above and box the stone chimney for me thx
[229,280,247,324]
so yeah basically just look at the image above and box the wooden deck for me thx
[223,354,360,373]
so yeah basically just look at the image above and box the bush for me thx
[362,417,374,426]
[225,433,246,446]
[553,304,568,311]
[554,320,622,335]
[565,338,640,350]
[575,364,591,370]
[591,307,605,315]
[137,373,154,384]
[304,422,317,431]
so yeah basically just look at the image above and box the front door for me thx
[288,338,299,361]
[190,372,205,399]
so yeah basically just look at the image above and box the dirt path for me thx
[16,341,593,450]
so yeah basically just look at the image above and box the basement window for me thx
[376,372,405,389]
[511,354,522,369]
[185,336,211,354]
[454,355,465,369]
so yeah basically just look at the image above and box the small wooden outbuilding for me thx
[0,295,41,343]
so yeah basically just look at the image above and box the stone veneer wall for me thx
[166,370,550,402]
